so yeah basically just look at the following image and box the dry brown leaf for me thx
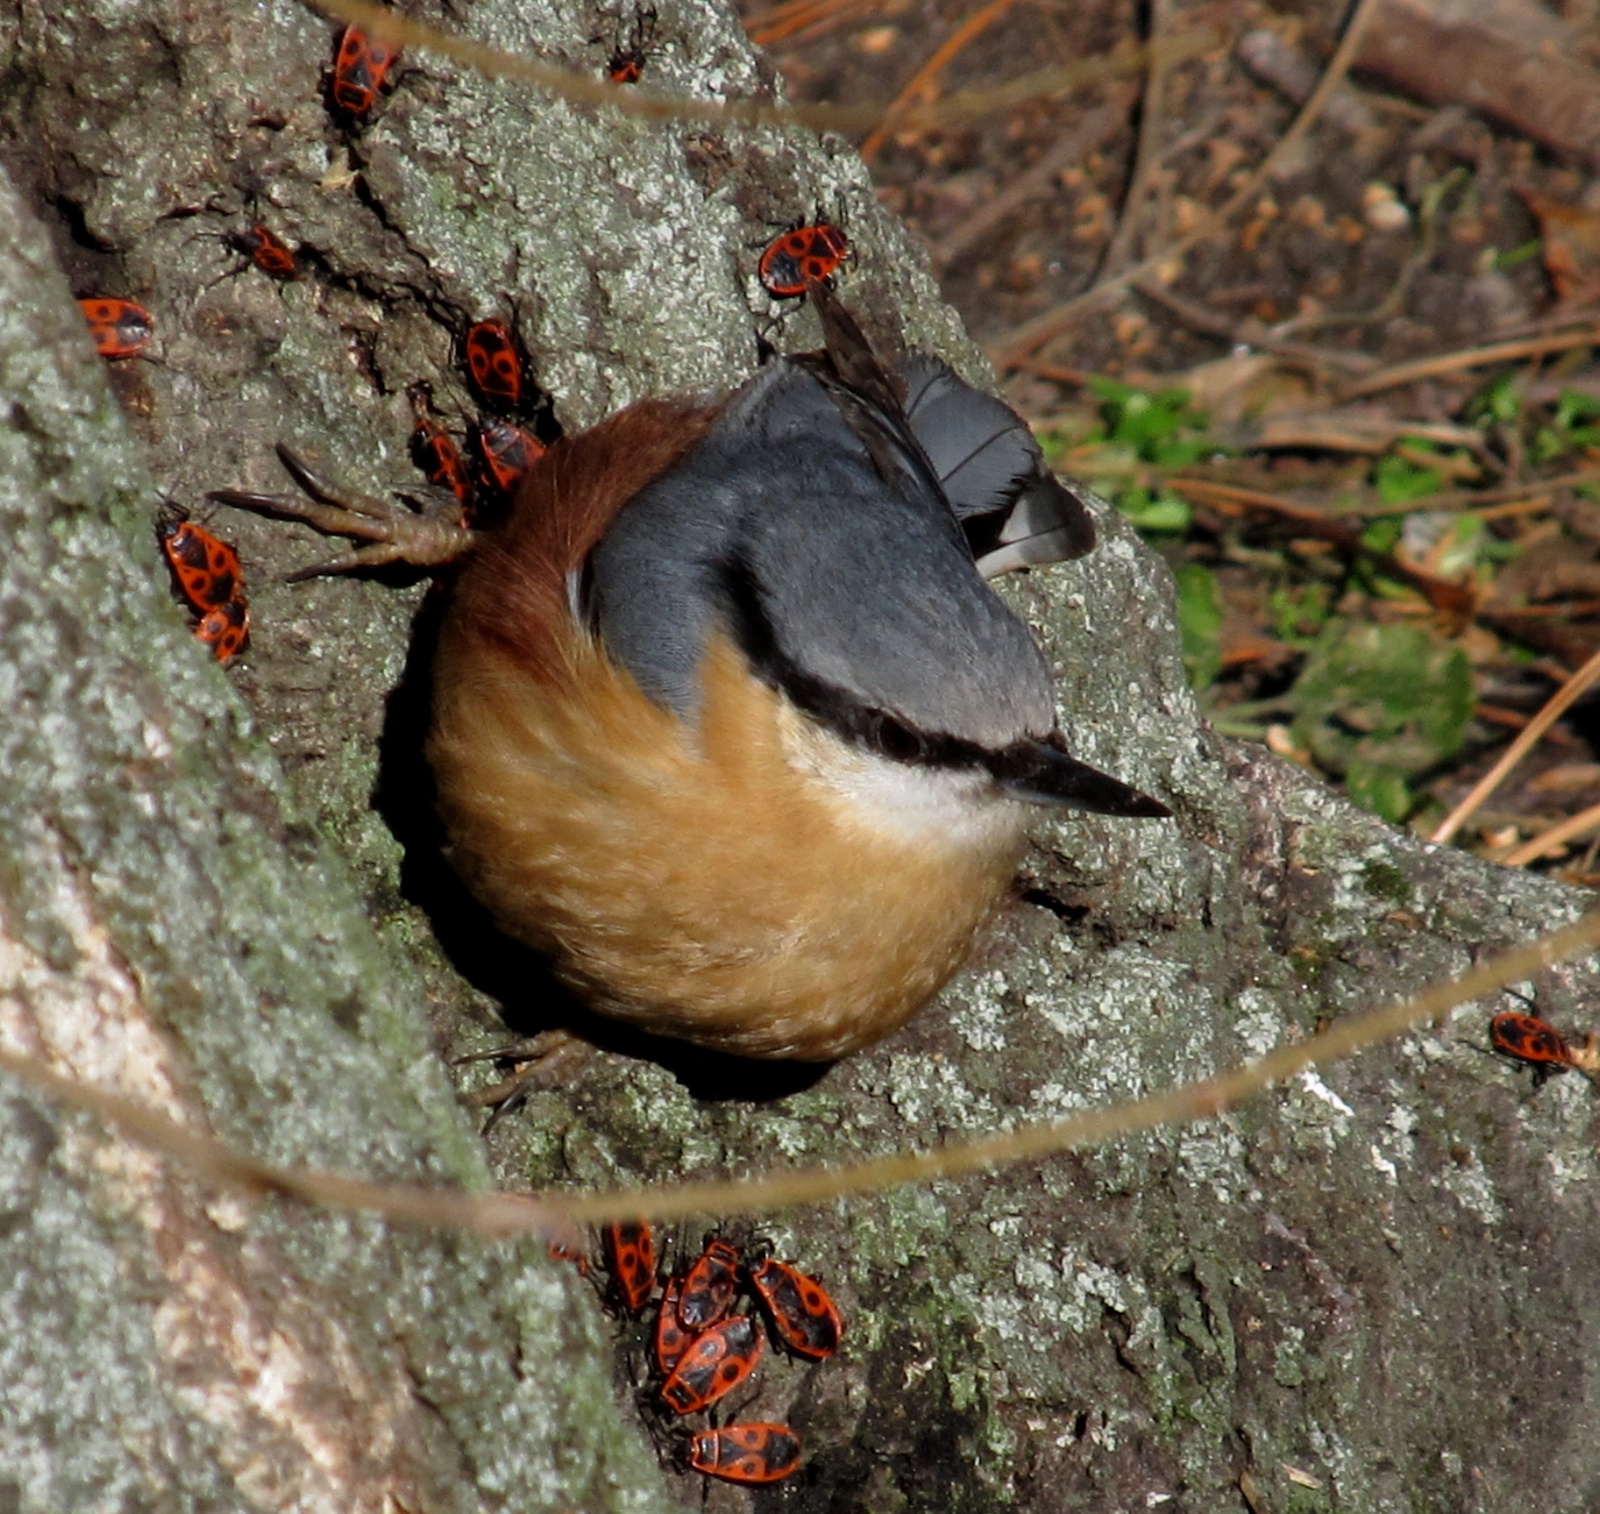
[1520,190,1600,303]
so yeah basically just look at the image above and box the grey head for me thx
[581,302,1168,819]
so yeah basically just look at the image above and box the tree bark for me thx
[2,1,1598,1510]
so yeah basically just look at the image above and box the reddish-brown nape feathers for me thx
[447,396,722,684]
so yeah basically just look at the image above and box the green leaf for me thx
[1532,425,1567,463]
[1085,377,1209,464]
[1266,581,1334,645]
[1373,453,1443,506]
[1344,763,1414,823]
[1528,390,1600,460]
[1359,516,1404,554]
[1034,422,1098,464]
[1555,390,1600,427]
[1284,621,1473,819]
[1430,513,1487,579]
[1491,238,1542,271]
[1465,372,1521,426]
[1175,563,1224,691]
[1117,486,1192,533]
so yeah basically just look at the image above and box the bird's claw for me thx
[209,441,477,580]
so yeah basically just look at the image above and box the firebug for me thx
[608,52,643,84]
[747,1253,843,1360]
[1490,1011,1574,1078]
[472,419,545,501]
[658,1314,764,1415]
[688,1423,803,1485]
[653,1272,695,1377]
[605,7,657,83]
[677,1236,740,1330]
[603,1219,657,1313]
[79,297,154,359]
[195,598,250,664]
[229,224,298,278]
[757,223,849,299]
[463,319,529,413]
[160,517,244,611]
[195,224,300,291]
[410,414,473,515]
[159,514,250,663]
[330,23,400,117]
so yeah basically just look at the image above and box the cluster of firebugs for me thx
[80,21,855,1484]
[78,11,851,669]
[555,1221,843,1485]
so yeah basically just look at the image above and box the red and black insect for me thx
[677,1236,740,1331]
[757,223,850,299]
[410,414,474,516]
[195,598,251,665]
[330,23,400,117]
[79,297,154,359]
[158,515,250,664]
[658,1314,764,1415]
[1490,1011,1574,1079]
[226,224,298,278]
[463,319,531,414]
[605,6,657,83]
[653,1272,695,1377]
[688,1423,803,1485]
[603,1219,657,1314]
[472,419,545,501]
[160,517,244,611]
[747,1253,843,1360]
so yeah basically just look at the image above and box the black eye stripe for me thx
[713,547,1023,777]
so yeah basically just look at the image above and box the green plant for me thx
[1175,563,1223,690]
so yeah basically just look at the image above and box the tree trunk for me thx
[1,1,1596,1509]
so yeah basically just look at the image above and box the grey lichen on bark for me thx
[0,161,673,1510]
[3,0,1600,1509]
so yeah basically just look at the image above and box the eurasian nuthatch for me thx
[216,284,1169,1062]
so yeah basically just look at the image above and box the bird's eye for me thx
[871,713,924,763]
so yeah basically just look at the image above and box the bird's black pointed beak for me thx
[994,734,1171,817]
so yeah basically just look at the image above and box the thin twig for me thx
[1271,167,1467,339]
[1431,645,1600,844]
[1485,597,1600,618]
[1008,357,1093,384]
[900,30,1212,126]
[1337,330,1600,402]
[932,87,1136,268]
[746,0,877,48]
[7,916,1600,1227]
[0,1046,577,1244]
[1498,799,1600,868]
[989,0,1387,369]
[1164,475,1475,613]
[464,910,1600,1219]
[1096,0,1173,279]
[1331,467,1600,515]
[860,0,1026,163]
[1489,300,1600,343]
[1243,416,1489,457]
[1129,277,1378,372]
[305,0,1171,135]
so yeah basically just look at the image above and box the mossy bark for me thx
[2,1,1597,1510]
